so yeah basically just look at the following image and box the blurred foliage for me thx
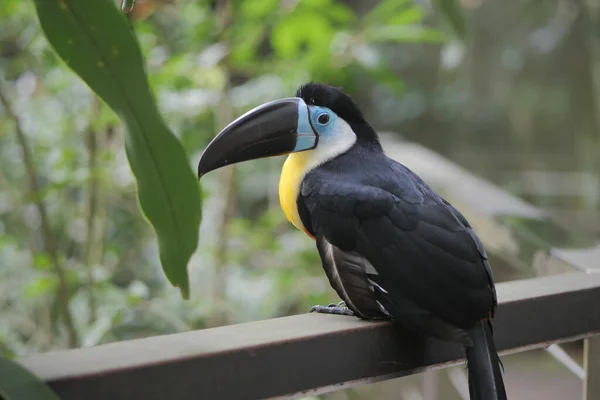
[430,0,467,39]
[1,0,600,398]
[0,0,444,358]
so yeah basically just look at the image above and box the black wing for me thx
[299,161,496,336]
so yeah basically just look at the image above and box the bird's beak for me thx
[197,97,316,178]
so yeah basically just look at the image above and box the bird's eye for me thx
[317,113,330,125]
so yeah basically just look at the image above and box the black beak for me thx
[197,97,316,178]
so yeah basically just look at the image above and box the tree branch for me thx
[0,82,79,348]
[82,98,106,324]
[206,0,236,328]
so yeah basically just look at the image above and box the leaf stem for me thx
[0,82,79,348]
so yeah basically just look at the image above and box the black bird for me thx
[197,83,507,400]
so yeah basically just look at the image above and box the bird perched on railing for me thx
[197,82,507,400]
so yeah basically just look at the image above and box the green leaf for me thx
[326,3,355,24]
[364,25,446,44]
[0,357,60,400]
[33,253,52,271]
[363,0,410,25]
[231,23,266,67]
[431,0,467,39]
[23,276,58,298]
[33,0,202,298]
[271,12,334,59]
[301,0,333,9]
[240,0,278,19]
[386,6,426,25]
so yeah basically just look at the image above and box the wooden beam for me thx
[18,272,600,400]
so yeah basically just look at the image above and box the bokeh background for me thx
[1,0,599,398]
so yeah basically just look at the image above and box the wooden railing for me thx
[17,273,600,400]
[17,137,600,399]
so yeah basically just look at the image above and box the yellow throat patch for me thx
[279,151,313,237]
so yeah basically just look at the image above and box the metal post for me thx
[584,335,600,400]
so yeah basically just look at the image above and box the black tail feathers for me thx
[465,320,507,400]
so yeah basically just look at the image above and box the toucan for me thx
[197,83,507,400]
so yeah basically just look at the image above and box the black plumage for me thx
[299,144,494,332]
[296,83,506,399]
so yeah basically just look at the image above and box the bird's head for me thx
[197,83,380,178]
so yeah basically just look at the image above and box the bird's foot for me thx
[309,301,354,317]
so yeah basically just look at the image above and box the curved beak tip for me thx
[196,155,211,180]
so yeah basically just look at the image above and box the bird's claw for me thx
[309,301,354,316]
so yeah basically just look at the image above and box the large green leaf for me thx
[33,0,202,298]
[0,357,60,400]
